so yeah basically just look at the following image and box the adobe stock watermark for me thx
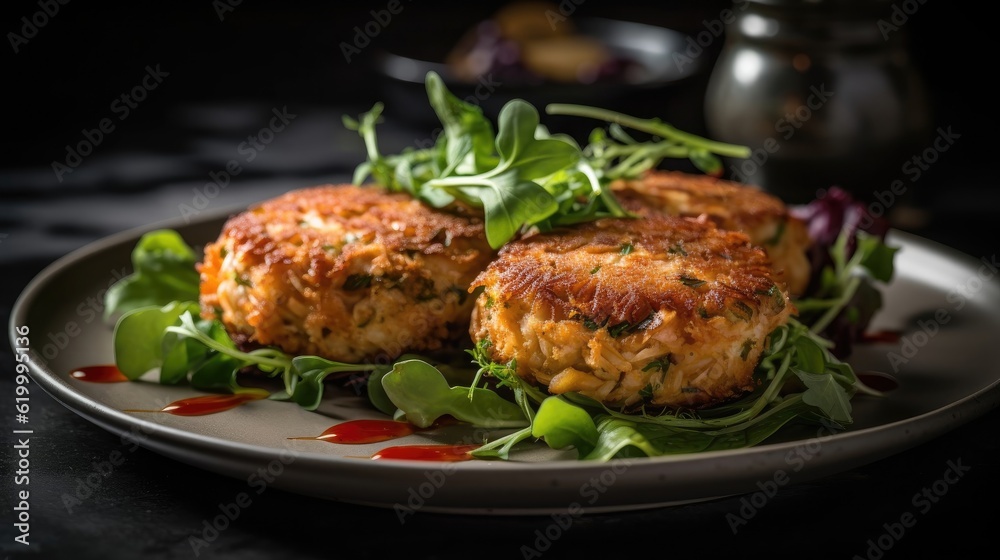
[728,83,834,185]
[545,0,585,29]
[852,457,970,560]
[877,0,929,41]
[887,252,998,372]
[856,126,960,230]
[212,0,243,21]
[178,106,296,222]
[672,0,750,72]
[726,417,841,533]
[340,0,411,63]
[51,64,170,183]
[393,425,494,524]
[519,459,635,559]
[188,443,299,556]
[7,0,71,54]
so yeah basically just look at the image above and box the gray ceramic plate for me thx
[10,207,1000,514]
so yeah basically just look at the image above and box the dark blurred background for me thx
[2,0,995,260]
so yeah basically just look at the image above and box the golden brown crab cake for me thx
[198,185,494,363]
[613,170,811,296]
[469,214,793,409]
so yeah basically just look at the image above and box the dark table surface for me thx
[3,2,999,559]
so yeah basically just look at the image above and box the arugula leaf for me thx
[289,356,381,411]
[857,231,899,283]
[793,335,827,374]
[425,71,496,174]
[160,315,226,384]
[104,230,200,320]
[160,326,211,385]
[427,100,578,248]
[544,104,751,180]
[380,359,529,428]
[366,363,397,416]
[795,369,853,423]
[531,397,598,457]
[188,353,253,395]
[114,301,201,379]
[468,426,534,460]
[584,416,660,460]
[474,171,559,248]
[583,396,825,459]
[347,72,636,249]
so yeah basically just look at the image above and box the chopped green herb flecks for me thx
[728,301,754,323]
[620,243,634,255]
[680,275,706,288]
[344,274,373,290]
[766,220,786,246]
[639,383,655,399]
[608,321,632,337]
[642,357,671,373]
[756,284,786,311]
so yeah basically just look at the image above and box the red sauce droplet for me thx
[291,416,465,445]
[70,365,129,383]
[370,444,480,462]
[124,393,265,416]
[305,419,416,444]
[859,330,902,344]
[857,371,900,392]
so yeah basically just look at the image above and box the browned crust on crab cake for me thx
[470,214,793,409]
[198,184,494,362]
[613,170,811,296]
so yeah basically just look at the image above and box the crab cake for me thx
[613,170,811,296]
[198,185,494,362]
[470,214,793,409]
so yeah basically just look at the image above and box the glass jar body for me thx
[704,0,931,204]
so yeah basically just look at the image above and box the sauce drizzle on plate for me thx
[289,419,416,444]
[70,365,128,383]
[124,393,265,416]
[370,444,480,462]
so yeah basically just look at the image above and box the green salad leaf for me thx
[530,397,598,458]
[346,71,749,248]
[114,301,200,379]
[104,229,200,320]
[380,359,528,429]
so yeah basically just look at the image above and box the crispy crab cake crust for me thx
[613,170,811,296]
[470,214,793,409]
[198,185,494,362]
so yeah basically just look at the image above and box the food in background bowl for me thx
[446,1,638,85]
